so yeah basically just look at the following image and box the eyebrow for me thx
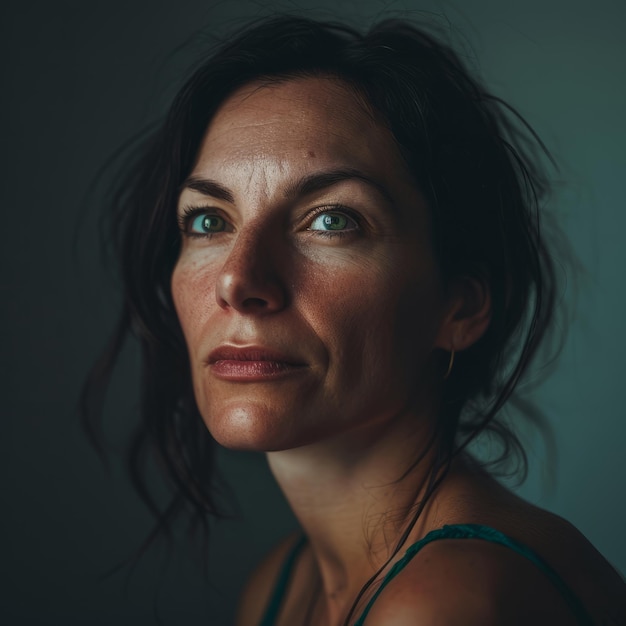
[285,168,395,205]
[180,177,234,203]
[180,167,395,206]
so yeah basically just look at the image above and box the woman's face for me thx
[171,76,449,451]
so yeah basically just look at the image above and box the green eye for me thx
[309,211,356,232]
[190,213,226,234]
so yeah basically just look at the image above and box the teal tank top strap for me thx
[353,523,593,626]
[258,534,307,626]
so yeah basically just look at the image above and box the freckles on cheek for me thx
[171,259,217,341]
[314,257,390,334]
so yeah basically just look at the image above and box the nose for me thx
[215,226,289,314]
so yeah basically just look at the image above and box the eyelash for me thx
[177,204,361,240]
[177,206,227,240]
[305,205,360,239]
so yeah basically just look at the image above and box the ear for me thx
[434,274,492,352]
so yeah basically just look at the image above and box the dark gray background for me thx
[2,1,625,624]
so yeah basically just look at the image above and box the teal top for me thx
[258,523,594,626]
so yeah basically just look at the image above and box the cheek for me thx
[171,257,217,352]
[301,248,440,385]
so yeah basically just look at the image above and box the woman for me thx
[83,15,626,625]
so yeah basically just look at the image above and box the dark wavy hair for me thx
[81,13,570,619]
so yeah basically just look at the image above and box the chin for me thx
[201,400,303,452]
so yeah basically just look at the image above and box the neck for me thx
[266,404,447,621]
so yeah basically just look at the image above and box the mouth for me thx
[207,345,307,382]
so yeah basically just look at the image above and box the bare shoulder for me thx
[378,461,626,625]
[362,512,626,626]
[362,535,582,626]
[235,531,302,626]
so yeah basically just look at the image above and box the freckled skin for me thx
[171,77,450,452]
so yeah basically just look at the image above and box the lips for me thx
[207,345,304,365]
[207,344,307,382]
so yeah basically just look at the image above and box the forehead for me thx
[192,76,409,182]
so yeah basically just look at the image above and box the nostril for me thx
[242,297,270,309]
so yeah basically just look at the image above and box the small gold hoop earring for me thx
[443,348,455,380]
